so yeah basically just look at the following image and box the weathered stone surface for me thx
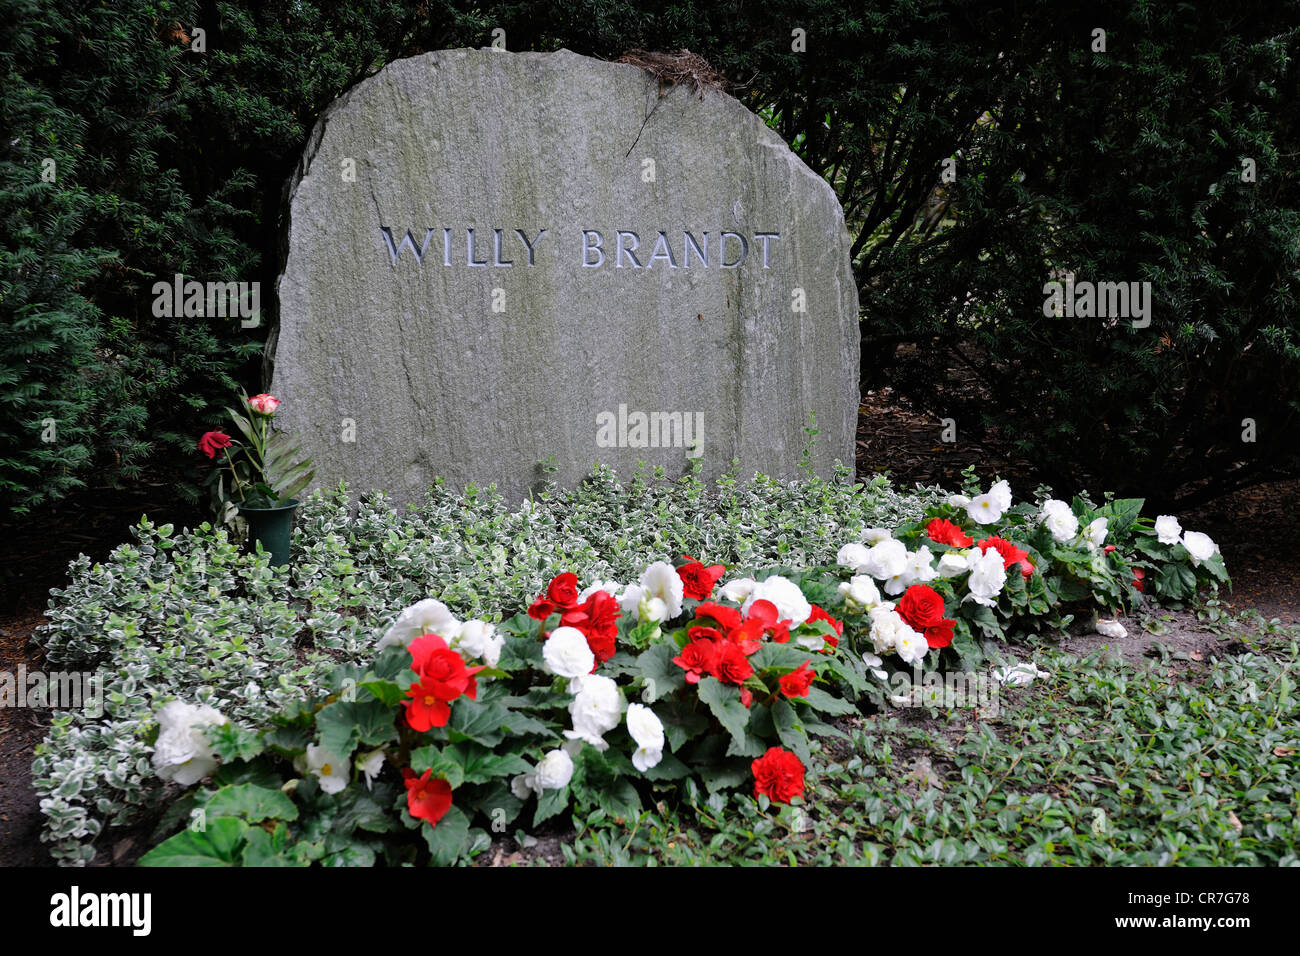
[270,48,859,505]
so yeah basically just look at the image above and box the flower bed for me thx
[33,466,1226,865]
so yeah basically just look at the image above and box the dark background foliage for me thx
[3,0,1297,521]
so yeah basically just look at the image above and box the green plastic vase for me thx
[238,498,300,568]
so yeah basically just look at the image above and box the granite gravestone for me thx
[270,48,859,505]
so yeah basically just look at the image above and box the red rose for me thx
[897,585,952,631]
[403,768,453,825]
[546,572,580,609]
[926,518,974,548]
[1132,567,1145,592]
[672,639,718,684]
[713,642,755,685]
[779,659,816,699]
[678,556,726,601]
[978,536,1035,578]
[751,747,805,804]
[561,590,622,663]
[740,688,753,709]
[688,625,726,643]
[197,431,232,459]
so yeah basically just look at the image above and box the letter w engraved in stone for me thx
[380,227,436,266]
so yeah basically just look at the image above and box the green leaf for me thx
[659,698,709,751]
[696,677,753,747]
[203,783,298,823]
[359,678,406,707]
[750,642,814,671]
[241,823,309,867]
[316,698,398,759]
[771,699,812,766]
[533,784,570,826]
[448,742,533,784]
[697,761,752,793]
[1098,498,1145,538]
[205,723,264,763]
[637,642,687,700]
[138,817,247,867]
[642,752,691,781]
[422,806,471,866]
[409,745,467,790]
[797,685,859,715]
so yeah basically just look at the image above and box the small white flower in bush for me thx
[377,598,460,651]
[1084,517,1109,548]
[718,577,758,603]
[895,626,929,665]
[868,604,910,655]
[742,575,812,625]
[838,573,882,611]
[1182,530,1218,565]
[305,743,350,795]
[543,626,595,679]
[152,701,227,786]
[859,538,908,580]
[965,549,1008,606]
[966,479,1011,524]
[836,542,871,571]
[639,561,685,619]
[1155,515,1183,545]
[511,748,576,799]
[1039,499,1079,542]
[862,653,888,681]
[564,674,623,750]
[861,527,893,545]
[936,550,972,577]
[358,749,385,790]
[946,493,971,508]
[625,703,665,772]
[450,619,503,668]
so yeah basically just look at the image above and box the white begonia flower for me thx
[358,749,385,790]
[625,703,665,772]
[839,573,883,610]
[1084,517,1109,548]
[861,527,894,545]
[1181,531,1218,565]
[862,653,889,681]
[376,598,461,651]
[1039,499,1080,543]
[990,480,1012,511]
[542,626,595,680]
[618,584,669,624]
[1154,515,1182,545]
[894,626,929,665]
[305,743,350,795]
[946,494,971,508]
[718,577,758,604]
[741,575,812,625]
[578,580,621,602]
[640,561,685,620]
[564,674,623,751]
[965,549,1008,607]
[510,773,535,800]
[836,542,872,572]
[905,546,938,584]
[867,604,910,656]
[535,748,575,790]
[937,550,973,577]
[450,619,503,668]
[152,701,227,786]
[966,490,1007,525]
[860,538,908,580]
